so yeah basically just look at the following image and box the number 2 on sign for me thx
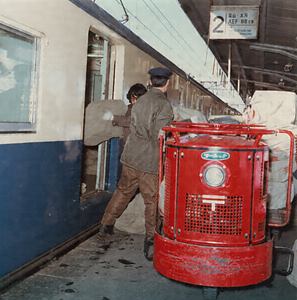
[212,16,224,33]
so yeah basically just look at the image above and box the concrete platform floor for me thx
[0,226,296,300]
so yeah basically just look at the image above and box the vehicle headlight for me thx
[203,164,226,187]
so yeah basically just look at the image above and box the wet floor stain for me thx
[99,242,112,251]
[118,259,135,265]
[100,261,116,269]
[89,256,100,260]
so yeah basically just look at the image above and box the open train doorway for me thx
[80,30,115,201]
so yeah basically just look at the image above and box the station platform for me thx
[0,225,296,300]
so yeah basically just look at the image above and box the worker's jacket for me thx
[121,88,173,174]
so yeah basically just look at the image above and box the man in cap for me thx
[100,67,173,260]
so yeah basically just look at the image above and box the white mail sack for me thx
[243,91,297,128]
[267,180,296,210]
[173,106,207,123]
[84,99,127,146]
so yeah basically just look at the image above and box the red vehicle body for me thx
[154,123,294,296]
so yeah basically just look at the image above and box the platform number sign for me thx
[209,6,259,40]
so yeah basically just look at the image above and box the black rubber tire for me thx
[202,287,219,300]
[271,228,282,241]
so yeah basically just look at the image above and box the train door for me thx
[80,30,116,201]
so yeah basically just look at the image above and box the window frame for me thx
[0,22,40,133]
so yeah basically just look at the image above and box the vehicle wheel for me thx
[271,228,282,241]
[202,287,219,300]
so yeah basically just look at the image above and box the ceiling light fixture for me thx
[284,63,293,72]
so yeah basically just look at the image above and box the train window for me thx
[197,98,203,113]
[207,106,211,119]
[0,22,39,132]
[190,92,194,109]
[196,97,200,110]
[179,88,184,107]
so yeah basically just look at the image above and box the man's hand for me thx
[103,110,114,121]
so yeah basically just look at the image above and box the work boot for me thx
[144,234,154,261]
[99,223,114,235]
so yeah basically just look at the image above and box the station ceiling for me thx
[178,0,297,103]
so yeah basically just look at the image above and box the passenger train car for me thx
[0,0,238,290]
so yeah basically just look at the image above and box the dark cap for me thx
[148,67,172,78]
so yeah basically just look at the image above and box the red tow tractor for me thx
[153,123,294,299]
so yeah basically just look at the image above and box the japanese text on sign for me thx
[209,6,259,39]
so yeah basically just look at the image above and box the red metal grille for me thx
[258,221,265,232]
[164,159,172,227]
[184,194,243,235]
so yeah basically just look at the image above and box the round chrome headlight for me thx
[203,164,226,187]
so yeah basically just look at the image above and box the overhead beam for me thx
[222,63,297,78]
[253,70,297,85]
[250,44,297,61]
[230,41,297,53]
[249,42,297,53]
[233,79,297,91]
